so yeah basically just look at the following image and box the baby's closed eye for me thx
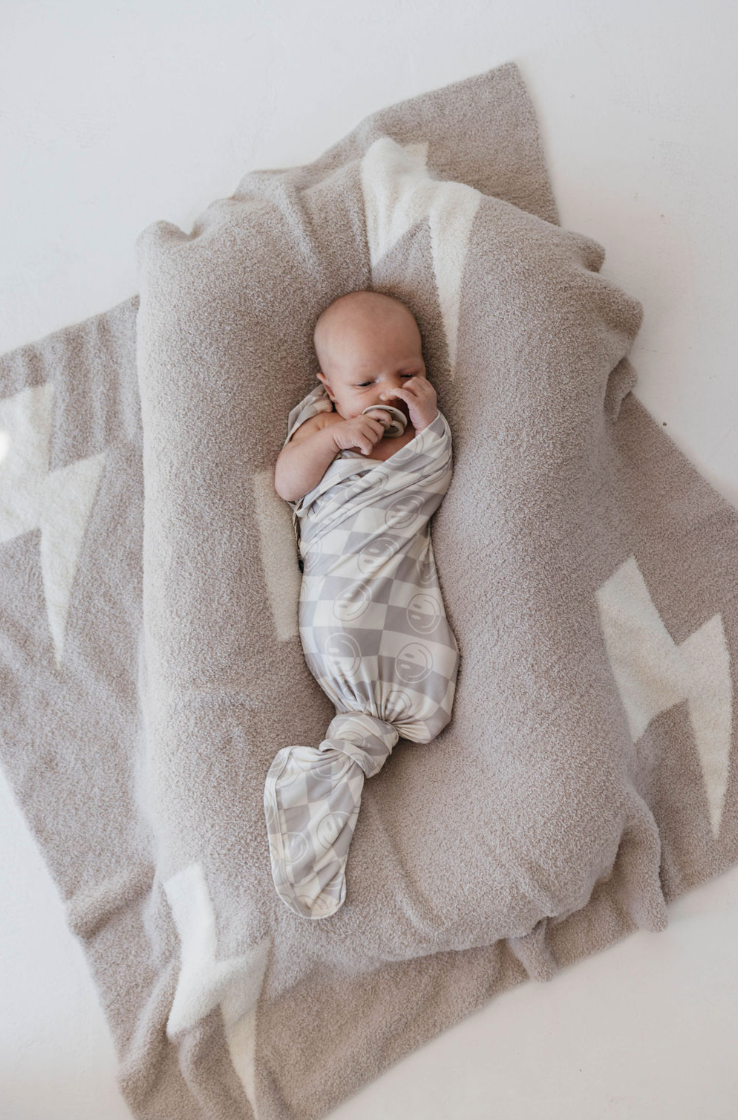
[358,375,414,388]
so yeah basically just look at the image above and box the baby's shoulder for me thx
[286,409,339,446]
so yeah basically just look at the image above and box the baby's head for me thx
[314,291,426,422]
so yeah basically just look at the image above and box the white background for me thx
[2,1,738,1117]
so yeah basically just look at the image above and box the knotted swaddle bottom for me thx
[264,712,399,919]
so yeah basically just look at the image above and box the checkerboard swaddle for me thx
[263,383,460,918]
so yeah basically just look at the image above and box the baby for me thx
[275,290,439,503]
[264,290,459,920]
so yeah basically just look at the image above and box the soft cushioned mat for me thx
[1,60,737,1120]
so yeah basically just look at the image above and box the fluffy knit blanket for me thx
[2,60,737,1120]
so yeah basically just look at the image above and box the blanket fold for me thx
[2,60,738,1120]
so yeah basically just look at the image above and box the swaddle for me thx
[264,384,459,917]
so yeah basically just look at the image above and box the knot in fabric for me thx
[319,712,399,779]
[262,712,400,919]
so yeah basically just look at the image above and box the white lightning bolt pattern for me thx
[596,554,733,839]
[0,382,105,669]
[252,466,301,642]
[164,862,271,1113]
[360,137,482,377]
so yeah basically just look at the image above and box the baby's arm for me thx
[275,422,341,503]
[275,413,389,503]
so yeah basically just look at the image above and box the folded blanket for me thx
[2,60,737,1120]
[264,386,459,919]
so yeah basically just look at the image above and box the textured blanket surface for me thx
[264,389,458,919]
[2,60,738,1120]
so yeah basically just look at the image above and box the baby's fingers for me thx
[380,387,408,403]
[365,418,386,438]
[407,379,432,397]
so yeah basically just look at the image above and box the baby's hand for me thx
[329,415,388,456]
[378,377,437,432]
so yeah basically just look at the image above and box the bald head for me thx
[314,291,421,376]
[313,290,427,422]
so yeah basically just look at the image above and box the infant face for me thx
[314,291,426,425]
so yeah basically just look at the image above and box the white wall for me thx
[2,2,738,1117]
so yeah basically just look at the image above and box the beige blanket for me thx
[1,60,737,1120]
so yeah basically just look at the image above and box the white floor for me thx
[2,2,738,1117]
